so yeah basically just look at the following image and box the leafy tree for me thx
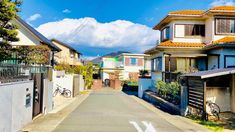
[82,62,93,89]
[0,0,22,61]
[25,45,50,65]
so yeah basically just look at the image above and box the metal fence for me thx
[0,64,51,83]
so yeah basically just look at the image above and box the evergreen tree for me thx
[0,0,22,61]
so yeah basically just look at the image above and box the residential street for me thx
[53,88,209,132]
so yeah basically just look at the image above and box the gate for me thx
[32,73,44,118]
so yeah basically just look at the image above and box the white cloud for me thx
[210,0,235,7]
[62,9,71,13]
[37,17,159,52]
[27,13,42,22]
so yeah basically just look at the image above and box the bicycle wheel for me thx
[210,103,220,119]
[53,89,59,97]
[63,89,72,98]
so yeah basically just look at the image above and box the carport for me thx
[181,68,235,119]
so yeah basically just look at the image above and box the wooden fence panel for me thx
[188,77,204,111]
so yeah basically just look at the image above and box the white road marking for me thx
[142,121,156,132]
[129,121,157,132]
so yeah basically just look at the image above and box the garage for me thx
[181,68,235,120]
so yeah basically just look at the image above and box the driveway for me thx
[54,88,210,132]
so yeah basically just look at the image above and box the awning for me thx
[182,68,235,79]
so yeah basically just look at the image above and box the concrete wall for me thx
[73,75,85,95]
[53,71,85,97]
[231,74,235,113]
[52,71,74,96]
[138,78,152,98]
[0,81,34,132]
[43,79,53,114]
[206,87,231,112]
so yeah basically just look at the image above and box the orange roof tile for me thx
[159,40,205,47]
[209,6,235,11]
[169,10,205,15]
[213,37,235,44]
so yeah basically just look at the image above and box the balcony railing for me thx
[162,72,182,83]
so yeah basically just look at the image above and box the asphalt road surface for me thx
[53,88,208,132]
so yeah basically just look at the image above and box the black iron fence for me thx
[0,64,51,83]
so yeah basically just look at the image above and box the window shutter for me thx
[125,58,130,66]
[138,58,143,66]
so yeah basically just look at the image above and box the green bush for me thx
[156,80,180,104]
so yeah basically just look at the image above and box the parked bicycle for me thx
[206,100,220,120]
[53,84,72,98]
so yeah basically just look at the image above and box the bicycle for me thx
[206,101,220,120]
[53,84,72,98]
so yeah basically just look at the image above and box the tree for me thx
[0,0,22,61]
[25,45,50,65]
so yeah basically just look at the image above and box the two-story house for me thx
[51,39,82,66]
[145,6,235,83]
[92,51,151,81]
[9,16,61,65]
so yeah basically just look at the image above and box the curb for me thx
[130,95,211,132]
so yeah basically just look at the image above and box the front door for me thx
[32,73,43,118]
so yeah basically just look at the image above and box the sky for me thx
[18,0,235,59]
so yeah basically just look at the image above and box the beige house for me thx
[10,16,61,65]
[51,39,82,65]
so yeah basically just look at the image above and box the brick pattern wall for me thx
[125,57,130,66]
[138,58,143,66]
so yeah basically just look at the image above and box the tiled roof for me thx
[169,10,205,15]
[209,6,235,11]
[144,41,205,54]
[159,40,205,47]
[51,39,81,54]
[212,37,235,44]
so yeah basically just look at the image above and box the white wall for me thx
[10,19,40,46]
[43,79,53,114]
[207,87,231,112]
[0,81,34,132]
[52,71,74,97]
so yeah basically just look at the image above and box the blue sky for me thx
[19,0,235,59]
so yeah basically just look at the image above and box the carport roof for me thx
[182,68,235,79]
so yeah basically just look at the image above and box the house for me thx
[92,51,151,82]
[0,16,58,131]
[51,39,82,66]
[143,5,235,117]
[10,16,61,65]
[145,6,235,83]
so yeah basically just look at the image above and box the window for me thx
[185,24,205,36]
[152,57,162,71]
[161,27,170,41]
[70,50,75,58]
[216,18,235,34]
[130,58,137,65]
